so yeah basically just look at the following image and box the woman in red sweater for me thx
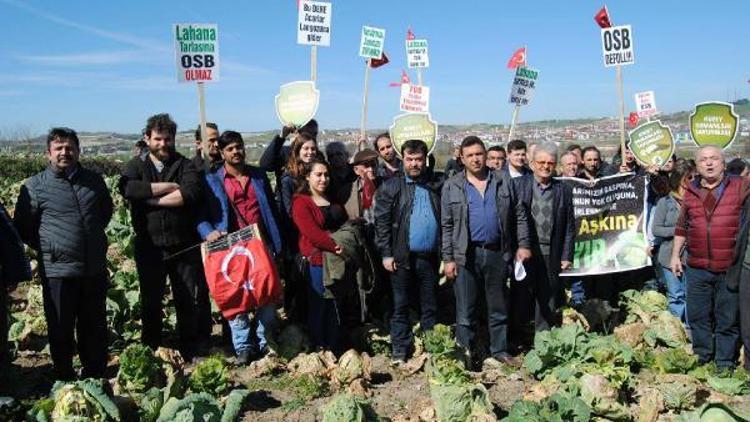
[291,159,347,352]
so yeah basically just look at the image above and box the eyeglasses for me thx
[535,161,556,168]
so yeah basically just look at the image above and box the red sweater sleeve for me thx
[674,201,689,238]
[292,196,338,252]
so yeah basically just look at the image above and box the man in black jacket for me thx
[441,136,532,367]
[374,139,442,364]
[119,113,211,360]
[14,127,113,380]
[512,142,575,333]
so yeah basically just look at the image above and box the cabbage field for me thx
[1,156,750,421]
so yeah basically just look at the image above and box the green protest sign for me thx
[275,81,320,127]
[689,102,739,149]
[627,120,674,167]
[389,113,438,156]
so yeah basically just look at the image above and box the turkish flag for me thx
[202,226,282,319]
[507,47,527,69]
[595,6,612,29]
[389,69,411,87]
[629,112,639,128]
[406,27,415,41]
[369,52,390,68]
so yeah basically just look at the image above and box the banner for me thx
[389,113,438,157]
[275,81,320,127]
[360,26,386,59]
[509,66,538,106]
[627,120,674,166]
[601,24,634,67]
[560,173,649,277]
[201,225,282,320]
[297,0,332,46]
[635,91,657,118]
[399,84,430,113]
[689,101,739,149]
[174,23,219,83]
[406,39,429,68]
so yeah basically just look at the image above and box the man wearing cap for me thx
[344,149,380,224]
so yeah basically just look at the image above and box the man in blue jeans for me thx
[671,146,750,370]
[441,136,532,368]
[375,139,442,364]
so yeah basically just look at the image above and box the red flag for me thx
[202,226,282,320]
[406,27,415,41]
[594,6,612,28]
[369,52,390,68]
[507,47,527,69]
[389,69,411,87]
[629,112,639,128]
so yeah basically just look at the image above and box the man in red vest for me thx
[671,145,750,370]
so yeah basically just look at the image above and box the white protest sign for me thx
[406,39,429,68]
[601,25,634,67]
[359,26,386,59]
[399,84,430,113]
[508,67,538,106]
[297,1,332,46]
[174,23,219,83]
[635,91,657,118]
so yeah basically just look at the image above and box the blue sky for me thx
[1,0,748,135]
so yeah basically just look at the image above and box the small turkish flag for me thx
[629,112,639,128]
[507,47,527,69]
[369,52,390,68]
[389,69,411,87]
[595,6,612,29]
[406,27,415,41]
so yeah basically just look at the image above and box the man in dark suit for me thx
[512,142,576,332]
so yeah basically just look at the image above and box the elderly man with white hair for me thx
[672,145,750,370]
[510,142,576,334]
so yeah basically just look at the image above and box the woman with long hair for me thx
[651,160,696,325]
[291,159,347,352]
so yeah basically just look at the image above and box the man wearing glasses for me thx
[511,142,575,333]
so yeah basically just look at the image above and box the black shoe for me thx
[236,350,252,366]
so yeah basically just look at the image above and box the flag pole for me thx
[417,68,423,87]
[197,82,209,157]
[507,45,527,142]
[311,45,318,83]
[616,65,626,158]
[360,59,372,139]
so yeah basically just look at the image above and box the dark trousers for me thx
[455,247,509,358]
[135,241,212,357]
[738,267,750,370]
[685,266,739,368]
[510,254,559,338]
[390,253,438,359]
[0,286,8,368]
[307,265,342,353]
[42,274,108,380]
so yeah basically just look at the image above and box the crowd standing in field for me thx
[3,113,750,386]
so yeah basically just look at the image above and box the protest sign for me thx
[174,23,220,83]
[406,39,429,68]
[560,173,649,277]
[601,24,634,67]
[627,120,675,167]
[635,91,657,118]
[399,84,430,113]
[275,81,320,128]
[389,113,438,156]
[297,1,332,47]
[689,101,739,149]
[360,26,386,59]
[508,66,539,106]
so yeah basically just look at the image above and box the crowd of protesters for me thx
[2,114,750,384]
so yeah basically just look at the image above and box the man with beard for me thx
[579,146,607,180]
[119,113,211,360]
[193,122,222,173]
[14,128,113,380]
[375,139,442,364]
[441,136,531,368]
[197,131,283,364]
[374,133,402,180]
